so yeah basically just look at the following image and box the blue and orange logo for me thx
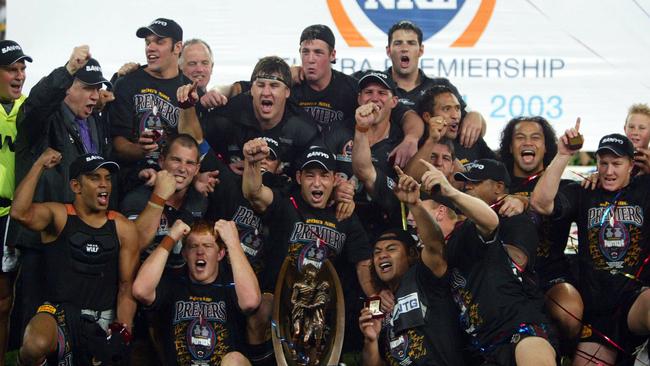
[327,0,495,47]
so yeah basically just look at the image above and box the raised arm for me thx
[177,82,204,142]
[404,115,446,181]
[420,159,498,237]
[394,166,447,277]
[242,138,275,213]
[115,214,142,330]
[214,220,261,313]
[352,103,379,194]
[530,118,581,215]
[10,148,64,238]
[19,46,90,142]
[133,170,177,251]
[132,219,190,307]
[389,110,424,168]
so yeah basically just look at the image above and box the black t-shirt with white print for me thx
[446,220,548,352]
[552,175,650,315]
[206,158,291,290]
[109,67,189,164]
[263,187,371,274]
[151,272,246,366]
[378,261,466,366]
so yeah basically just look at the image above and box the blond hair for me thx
[626,103,650,125]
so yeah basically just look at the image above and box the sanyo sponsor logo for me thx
[85,65,102,73]
[151,20,167,26]
[1,45,21,54]
[307,151,330,160]
[85,155,103,162]
[466,162,485,170]
[602,137,624,145]
[363,0,457,10]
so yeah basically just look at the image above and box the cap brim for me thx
[2,55,33,66]
[300,160,333,171]
[95,161,120,173]
[596,146,628,157]
[78,78,113,89]
[453,172,482,182]
[136,26,164,39]
[359,75,393,91]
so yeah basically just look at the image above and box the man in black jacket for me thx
[12,44,113,341]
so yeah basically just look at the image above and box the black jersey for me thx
[204,93,321,174]
[379,261,465,366]
[446,220,548,352]
[109,67,189,164]
[44,204,120,310]
[510,175,573,284]
[454,138,497,167]
[151,272,246,366]
[552,175,650,315]
[291,70,358,132]
[263,188,371,273]
[385,68,467,114]
[206,158,291,289]
[120,184,207,269]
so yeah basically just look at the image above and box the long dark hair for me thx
[498,116,558,176]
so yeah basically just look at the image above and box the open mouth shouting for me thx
[520,149,536,165]
[195,259,207,270]
[97,192,109,206]
[260,99,274,114]
[147,53,159,65]
[400,55,410,69]
[378,261,393,274]
[311,189,324,204]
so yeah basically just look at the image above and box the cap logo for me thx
[466,163,484,170]
[307,151,330,159]
[151,20,168,26]
[366,72,387,80]
[1,45,21,54]
[85,65,102,72]
[85,155,102,162]
[602,137,623,145]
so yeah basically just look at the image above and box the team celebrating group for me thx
[0,15,649,366]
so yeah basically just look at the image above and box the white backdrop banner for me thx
[7,0,650,150]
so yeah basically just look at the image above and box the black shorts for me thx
[0,214,18,273]
[536,256,575,292]
[480,323,558,366]
[36,302,74,365]
[580,287,648,356]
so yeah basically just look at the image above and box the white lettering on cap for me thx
[85,155,102,162]
[85,65,102,72]
[1,45,21,54]
[602,137,624,145]
[466,163,485,170]
[152,20,168,26]
[367,72,387,80]
[307,151,329,159]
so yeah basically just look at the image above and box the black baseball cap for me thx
[136,18,183,41]
[69,154,120,180]
[75,58,112,88]
[454,159,511,187]
[596,133,634,159]
[300,24,335,49]
[299,146,336,171]
[373,228,417,249]
[261,137,279,160]
[0,40,32,66]
[358,70,397,94]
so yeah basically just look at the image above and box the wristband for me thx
[147,201,163,210]
[150,192,166,206]
[159,235,177,253]
[355,124,369,133]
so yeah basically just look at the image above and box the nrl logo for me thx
[358,0,465,40]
